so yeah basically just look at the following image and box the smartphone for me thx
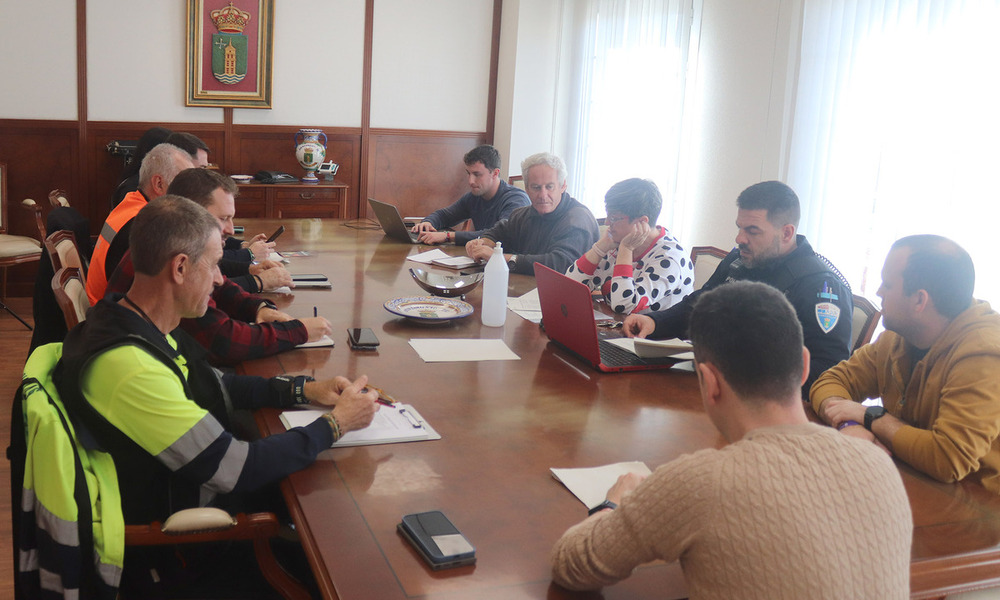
[266,225,285,243]
[347,328,380,350]
[397,511,476,570]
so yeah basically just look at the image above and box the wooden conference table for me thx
[239,218,1000,600]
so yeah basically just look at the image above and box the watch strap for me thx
[588,500,617,516]
[864,406,887,431]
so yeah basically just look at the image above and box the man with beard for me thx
[622,181,853,396]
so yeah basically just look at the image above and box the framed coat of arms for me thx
[186,0,274,108]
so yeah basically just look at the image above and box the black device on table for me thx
[347,328,380,350]
[266,225,285,243]
[397,511,476,570]
[254,170,297,184]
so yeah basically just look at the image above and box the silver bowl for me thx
[409,268,484,298]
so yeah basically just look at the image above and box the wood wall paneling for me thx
[369,131,488,219]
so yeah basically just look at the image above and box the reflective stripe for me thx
[157,414,224,471]
[99,221,117,245]
[40,566,79,599]
[206,438,249,493]
[23,489,79,547]
[95,557,122,588]
[19,548,38,572]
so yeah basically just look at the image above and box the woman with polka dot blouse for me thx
[566,178,694,314]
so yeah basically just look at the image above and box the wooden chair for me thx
[689,245,729,291]
[507,174,524,190]
[0,165,43,329]
[851,293,881,353]
[45,229,88,277]
[52,267,89,329]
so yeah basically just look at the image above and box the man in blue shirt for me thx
[411,145,530,245]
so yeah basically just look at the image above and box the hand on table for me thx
[606,472,647,505]
[256,265,293,290]
[300,316,333,341]
[623,314,655,339]
[328,375,380,433]
[249,259,283,275]
[466,238,494,262]
[417,231,450,245]
[411,221,436,234]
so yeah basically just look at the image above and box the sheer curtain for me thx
[787,0,1000,302]
[566,0,699,228]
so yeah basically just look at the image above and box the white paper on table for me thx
[296,335,334,348]
[408,338,520,362]
[550,462,653,510]
[266,286,292,293]
[507,288,542,323]
[406,249,451,264]
[280,404,440,447]
[604,337,693,359]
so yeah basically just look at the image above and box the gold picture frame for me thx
[186,0,274,108]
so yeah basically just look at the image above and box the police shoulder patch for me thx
[815,302,840,334]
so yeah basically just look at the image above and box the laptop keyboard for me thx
[598,339,679,368]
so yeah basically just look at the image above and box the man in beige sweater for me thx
[551,281,912,598]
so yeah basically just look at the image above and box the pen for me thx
[313,306,317,318]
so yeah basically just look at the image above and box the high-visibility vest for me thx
[16,342,124,599]
[86,191,147,305]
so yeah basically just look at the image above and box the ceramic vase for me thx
[294,128,327,183]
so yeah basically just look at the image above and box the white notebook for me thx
[280,404,440,447]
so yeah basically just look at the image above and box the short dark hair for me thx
[690,281,804,404]
[165,132,210,158]
[891,235,975,318]
[604,178,662,222]
[736,181,800,228]
[464,145,501,171]
[167,168,238,207]
[130,195,220,276]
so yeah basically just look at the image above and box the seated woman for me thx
[566,178,693,314]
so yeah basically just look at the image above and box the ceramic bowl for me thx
[409,268,484,298]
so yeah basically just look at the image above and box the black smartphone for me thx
[266,225,285,243]
[397,511,476,570]
[347,328,380,350]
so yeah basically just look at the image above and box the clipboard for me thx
[280,404,440,447]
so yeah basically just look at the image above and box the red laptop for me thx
[534,263,681,373]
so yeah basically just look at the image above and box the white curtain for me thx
[566,0,699,229]
[787,0,1000,302]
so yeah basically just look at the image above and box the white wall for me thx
[0,0,78,120]
[369,0,493,131]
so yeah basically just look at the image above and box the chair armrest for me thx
[124,511,281,546]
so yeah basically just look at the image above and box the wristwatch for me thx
[507,255,518,270]
[588,500,617,516]
[864,405,888,431]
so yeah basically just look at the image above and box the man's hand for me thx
[620,221,651,252]
[304,376,359,406]
[417,231,450,245]
[256,306,293,323]
[411,221,436,234]
[606,472,647,505]
[466,238,494,262]
[248,239,276,260]
[257,265,293,290]
[328,375,380,434]
[623,314,655,339]
[837,423,892,455]
[249,259,283,275]
[818,396,865,427]
[241,233,268,248]
[300,316,333,341]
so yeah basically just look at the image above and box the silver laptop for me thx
[368,198,421,244]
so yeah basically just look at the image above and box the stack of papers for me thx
[603,337,694,360]
[280,404,440,447]
[550,462,652,509]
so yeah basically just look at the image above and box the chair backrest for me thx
[690,246,729,291]
[851,293,881,353]
[52,266,89,329]
[45,230,86,276]
[508,175,524,190]
[48,189,70,208]
[20,199,47,243]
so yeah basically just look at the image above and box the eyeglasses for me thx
[605,214,630,225]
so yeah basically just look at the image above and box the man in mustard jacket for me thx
[812,234,1000,493]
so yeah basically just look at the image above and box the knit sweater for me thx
[551,423,912,599]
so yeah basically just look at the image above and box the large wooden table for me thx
[237,218,1000,600]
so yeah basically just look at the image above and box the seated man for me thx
[551,281,912,597]
[411,144,530,245]
[566,178,693,314]
[813,235,1000,493]
[54,196,379,592]
[106,169,329,366]
[623,180,852,396]
[88,142,193,304]
[466,152,599,275]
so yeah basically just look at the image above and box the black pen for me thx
[313,306,318,318]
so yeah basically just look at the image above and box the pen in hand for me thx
[313,306,318,318]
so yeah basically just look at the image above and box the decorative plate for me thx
[230,174,253,183]
[383,296,474,323]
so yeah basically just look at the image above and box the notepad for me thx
[280,404,441,447]
[551,461,652,509]
[296,335,334,348]
[290,273,332,288]
[431,256,478,270]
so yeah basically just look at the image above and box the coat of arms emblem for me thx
[210,3,251,85]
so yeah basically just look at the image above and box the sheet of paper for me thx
[604,337,693,359]
[433,256,478,269]
[296,335,334,348]
[280,404,440,447]
[508,288,542,323]
[408,338,520,362]
[406,249,451,264]
[551,462,653,509]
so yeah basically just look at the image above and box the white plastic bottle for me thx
[481,242,509,326]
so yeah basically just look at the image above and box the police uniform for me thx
[648,235,853,396]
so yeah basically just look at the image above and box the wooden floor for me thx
[0,297,33,599]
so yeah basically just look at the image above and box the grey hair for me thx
[138,143,191,191]
[521,152,568,185]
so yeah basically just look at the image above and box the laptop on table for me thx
[535,263,682,373]
[368,198,421,244]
